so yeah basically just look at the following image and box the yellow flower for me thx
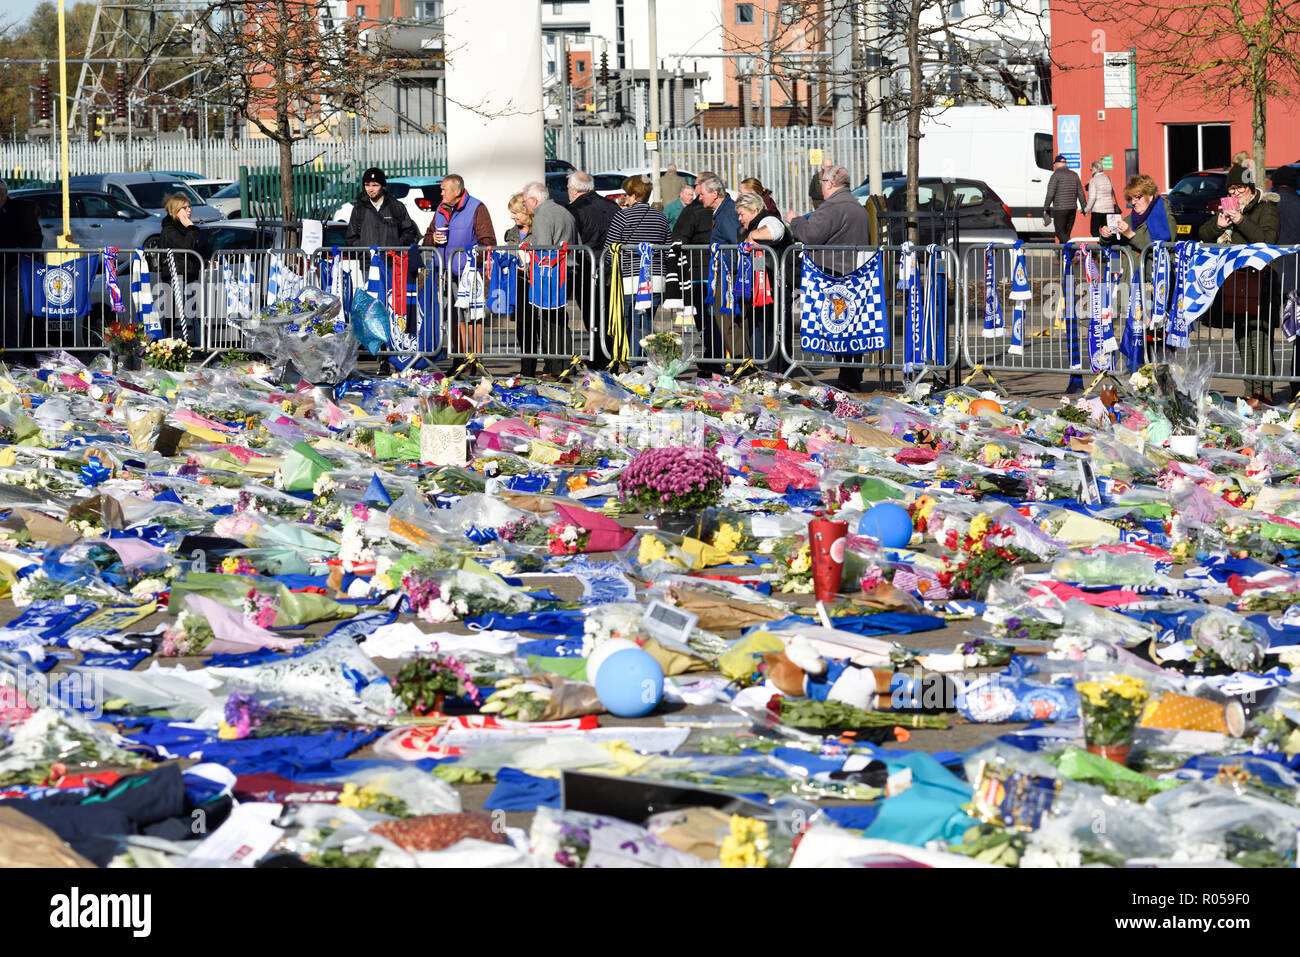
[217,720,240,740]
[638,534,668,565]
[969,513,992,541]
[789,543,811,575]
[712,522,743,553]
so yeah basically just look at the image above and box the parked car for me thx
[67,173,225,223]
[197,219,350,253]
[1166,166,1282,238]
[332,176,445,239]
[546,159,576,173]
[11,187,164,250]
[590,167,700,201]
[185,178,235,202]
[206,181,244,218]
[852,176,1017,252]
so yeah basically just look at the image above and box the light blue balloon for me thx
[595,648,664,718]
[859,501,914,548]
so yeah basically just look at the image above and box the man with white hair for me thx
[565,171,616,368]
[0,179,42,351]
[522,181,579,377]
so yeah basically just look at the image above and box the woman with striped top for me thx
[603,175,670,357]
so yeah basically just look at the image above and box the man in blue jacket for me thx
[697,175,739,361]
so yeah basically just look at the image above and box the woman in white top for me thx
[1085,159,1118,237]
[734,192,792,372]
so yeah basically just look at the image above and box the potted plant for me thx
[1076,673,1150,765]
[617,445,728,534]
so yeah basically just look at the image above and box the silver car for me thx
[11,188,164,250]
[67,172,226,223]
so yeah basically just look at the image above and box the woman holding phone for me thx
[1195,164,1281,404]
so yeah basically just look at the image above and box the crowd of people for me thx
[340,160,878,391]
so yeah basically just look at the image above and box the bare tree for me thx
[719,0,1048,224]
[1067,0,1300,176]
[191,0,405,223]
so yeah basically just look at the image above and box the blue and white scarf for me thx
[103,248,123,313]
[1149,242,1171,329]
[130,249,160,339]
[706,243,736,315]
[982,243,1004,338]
[634,242,654,312]
[266,253,302,307]
[222,255,255,319]
[899,242,923,371]
[1120,257,1145,371]
[1008,241,1030,355]
[1083,248,1117,372]
[1167,241,1194,349]
[366,246,386,303]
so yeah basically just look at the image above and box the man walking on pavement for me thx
[786,164,873,393]
[1043,154,1086,244]
[523,181,580,378]
[566,171,617,369]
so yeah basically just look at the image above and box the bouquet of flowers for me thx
[618,445,728,515]
[105,319,144,358]
[144,337,191,371]
[547,522,591,555]
[236,287,356,384]
[1076,673,1150,748]
[639,331,691,385]
[391,645,485,714]
[420,390,475,425]
[1169,609,1268,673]
[160,609,217,656]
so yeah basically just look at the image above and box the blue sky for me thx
[5,1,43,33]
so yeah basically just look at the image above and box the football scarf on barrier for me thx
[607,242,630,366]
[982,243,1004,338]
[662,243,685,312]
[899,242,924,371]
[1009,240,1030,356]
[634,242,654,312]
[164,249,187,341]
[266,253,302,308]
[736,243,774,308]
[1120,257,1145,371]
[1082,247,1117,373]
[131,250,161,339]
[1178,240,1300,326]
[1149,242,1171,329]
[1062,246,1081,372]
[923,244,947,367]
[488,249,517,314]
[1167,241,1194,349]
[455,246,487,318]
[798,249,890,355]
[706,243,736,316]
[103,248,123,313]
[529,243,568,309]
[222,257,252,319]
[387,248,422,371]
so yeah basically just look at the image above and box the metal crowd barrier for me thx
[1140,241,1300,392]
[781,243,960,383]
[204,247,312,352]
[959,241,1141,380]
[443,244,598,375]
[0,246,206,359]
[597,243,783,372]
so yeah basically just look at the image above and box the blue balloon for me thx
[594,648,664,718]
[858,502,913,548]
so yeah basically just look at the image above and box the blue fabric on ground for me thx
[863,752,973,847]
[1245,614,1300,647]
[822,804,880,830]
[466,610,585,637]
[751,612,946,637]
[483,767,560,811]
[769,747,847,776]
[78,649,151,670]
[517,637,584,658]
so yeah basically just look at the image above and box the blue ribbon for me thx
[79,456,111,487]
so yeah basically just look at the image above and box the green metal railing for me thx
[237,158,446,221]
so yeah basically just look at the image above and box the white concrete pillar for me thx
[444,0,544,243]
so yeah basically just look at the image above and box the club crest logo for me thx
[820,283,857,334]
[43,266,75,307]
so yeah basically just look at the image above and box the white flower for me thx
[418,598,456,623]
[272,469,285,490]
[1020,842,1082,869]
[130,578,167,599]
[10,575,34,608]
[757,538,778,554]
[312,474,336,498]
[489,559,519,576]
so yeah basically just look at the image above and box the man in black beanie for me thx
[346,166,420,249]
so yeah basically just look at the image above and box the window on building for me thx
[736,54,755,76]
[736,3,754,24]
[576,61,587,73]
[547,61,556,74]
[949,1,965,16]
[779,2,801,25]
[356,5,366,18]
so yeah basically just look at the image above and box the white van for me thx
[915,105,1056,238]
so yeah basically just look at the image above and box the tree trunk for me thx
[905,0,923,244]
